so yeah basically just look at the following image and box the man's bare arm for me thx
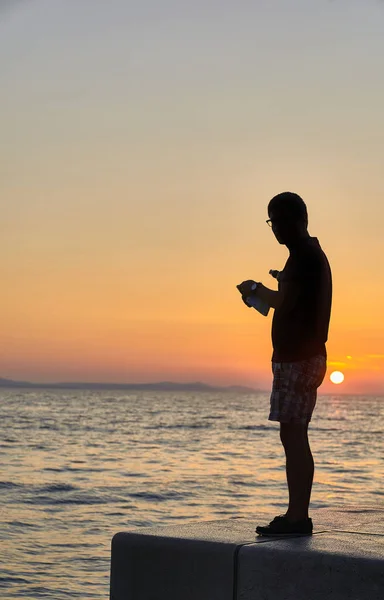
[254,280,301,311]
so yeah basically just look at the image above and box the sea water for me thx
[1,388,383,599]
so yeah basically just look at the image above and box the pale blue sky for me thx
[2,1,383,203]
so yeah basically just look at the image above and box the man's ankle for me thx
[285,512,309,522]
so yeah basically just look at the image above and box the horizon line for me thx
[0,376,383,396]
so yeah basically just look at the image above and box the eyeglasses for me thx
[266,218,283,227]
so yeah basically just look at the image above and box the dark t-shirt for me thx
[271,236,332,362]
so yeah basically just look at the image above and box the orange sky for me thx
[1,1,384,394]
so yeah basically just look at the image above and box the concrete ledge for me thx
[110,504,384,600]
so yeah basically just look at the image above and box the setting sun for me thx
[330,371,345,385]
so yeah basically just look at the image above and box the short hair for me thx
[268,192,308,223]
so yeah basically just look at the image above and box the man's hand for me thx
[236,279,260,298]
[237,280,282,310]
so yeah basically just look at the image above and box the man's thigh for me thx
[269,356,326,425]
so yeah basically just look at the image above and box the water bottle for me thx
[237,282,270,316]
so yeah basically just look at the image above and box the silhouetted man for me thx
[238,192,332,536]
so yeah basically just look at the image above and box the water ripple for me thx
[1,388,383,600]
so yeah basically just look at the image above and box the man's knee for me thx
[280,421,309,446]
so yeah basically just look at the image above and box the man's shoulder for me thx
[283,238,330,281]
[298,238,329,266]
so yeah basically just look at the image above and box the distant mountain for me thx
[0,376,31,387]
[0,377,261,394]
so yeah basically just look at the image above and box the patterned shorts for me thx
[269,355,327,425]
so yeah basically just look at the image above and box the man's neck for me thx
[286,231,311,251]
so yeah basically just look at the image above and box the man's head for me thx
[267,192,308,245]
